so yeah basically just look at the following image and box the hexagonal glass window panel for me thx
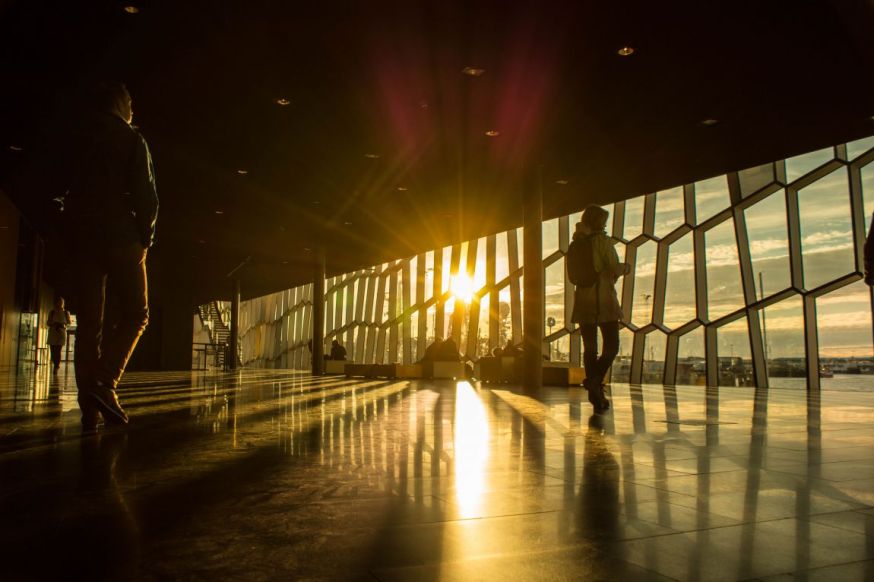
[654,186,685,238]
[716,317,754,387]
[642,330,667,384]
[695,175,731,224]
[614,241,629,310]
[816,280,874,385]
[738,163,775,197]
[705,219,744,321]
[847,135,874,161]
[424,250,435,301]
[663,232,696,329]
[630,240,658,328]
[622,196,645,241]
[862,163,874,231]
[608,327,635,384]
[676,327,705,386]
[495,232,510,282]
[545,258,566,333]
[515,227,525,268]
[543,217,559,259]
[760,295,805,390]
[785,147,834,183]
[548,334,570,363]
[798,168,854,291]
[745,190,791,298]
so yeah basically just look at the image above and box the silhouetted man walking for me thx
[65,82,158,430]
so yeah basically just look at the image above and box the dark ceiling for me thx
[1,0,873,301]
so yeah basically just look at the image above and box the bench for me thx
[432,361,467,380]
[324,360,348,374]
[542,363,586,386]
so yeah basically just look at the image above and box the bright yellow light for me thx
[449,274,475,303]
[454,381,489,518]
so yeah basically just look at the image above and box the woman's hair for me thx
[581,205,609,232]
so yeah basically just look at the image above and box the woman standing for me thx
[47,297,72,374]
[568,206,629,412]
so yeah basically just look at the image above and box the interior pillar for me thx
[522,166,543,394]
[311,247,325,375]
[228,277,240,370]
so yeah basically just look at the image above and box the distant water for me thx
[770,374,874,392]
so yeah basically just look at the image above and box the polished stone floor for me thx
[1,365,873,581]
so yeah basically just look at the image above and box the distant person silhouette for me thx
[865,213,874,286]
[568,205,629,413]
[46,296,72,374]
[329,339,347,361]
[64,82,158,431]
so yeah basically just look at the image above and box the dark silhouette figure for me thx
[46,296,72,373]
[329,339,347,361]
[865,213,874,286]
[568,206,629,413]
[419,338,444,362]
[64,82,158,430]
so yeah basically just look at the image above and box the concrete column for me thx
[311,248,326,375]
[228,277,240,370]
[522,166,543,394]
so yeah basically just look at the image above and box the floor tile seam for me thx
[368,540,682,581]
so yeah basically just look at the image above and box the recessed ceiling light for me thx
[700,118,719,127]
[418,100,429,109]
[311,200,320,205]
[197,239,206,244]
[281,260,289,265]
[617,46,635,56]
[462,67,485,77]
[8,145,23,151]
[344,221,353,226]
[303,247,311,252]
[214,210,224,215]
[364,153,380,159]
[123,5,139,14]
[397,186,408,191]
[236,169,248,175]
[274,98,291,106]
[485,130,500,137]
[556,179,569,185]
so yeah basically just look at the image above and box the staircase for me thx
[196,300,231,369]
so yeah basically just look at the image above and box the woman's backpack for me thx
[567,235,598,287]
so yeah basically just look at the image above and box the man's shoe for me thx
[599,384,611,411]
[89,386,129,425]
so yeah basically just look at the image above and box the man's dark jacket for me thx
[65,113,158,248]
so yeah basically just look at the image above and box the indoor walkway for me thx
[1,366,873,580]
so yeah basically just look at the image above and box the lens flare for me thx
[449,274,475,303]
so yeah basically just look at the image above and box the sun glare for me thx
[449,274,475,303]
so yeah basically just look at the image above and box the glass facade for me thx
[231,135,874,390]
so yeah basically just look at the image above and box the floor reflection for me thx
[1,367,873,579]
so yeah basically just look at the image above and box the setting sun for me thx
[449,273,475,303]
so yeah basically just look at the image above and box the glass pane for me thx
[545,258,565,333]
[425,304,436,343]
[798,168,854,290]
[745,190,791,298]
[424,251,435,302]
[441,246,452,294]
[516,227,525,268]
[548,334,570,363]
[695,175,731,224]
[847,136,874,161]
[676,327,705,386]
[497,286,512,348]
[663,232,696,329]
[614,241,628,309]
[477,295,490,358]
[496,231,510,282]
[785,147,834,183]
[716,317,754,387]
[705,219,744,320]
[817,280,874,387]
[654,187,685,238]
[408,256,417,307]
[542,218,559,259]
[738,163,775,197]
[642,330,666,384]
[630,240,658,327]
[761,295,806,390]
[622,196,645,241]
[862,163,874,233]
[610,327,634,384]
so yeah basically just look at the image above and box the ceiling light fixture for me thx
[8,145,23,151]
[556,179,569,185]
[418,100,429,109]
[462,67,485,77]
[214,210,224,215]
[236,169,248,175]
[617,46,635,56]
[274,98,291,106]
[700,118,719,127]
[344,221,353,226]
[123,5,140,14]
[364,153,380,159]
[397,186,408,191]
[485,130,499,137]
[303,247,312,252]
